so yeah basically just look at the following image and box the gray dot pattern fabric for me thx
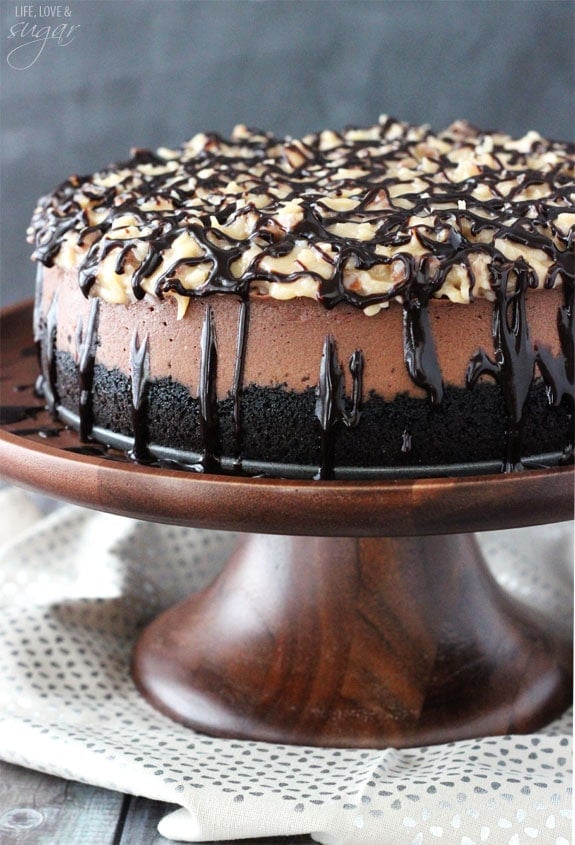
[0,488,571,844]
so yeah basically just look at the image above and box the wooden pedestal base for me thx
[132,532,572,748]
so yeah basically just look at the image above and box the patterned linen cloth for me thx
[0,486,571,845]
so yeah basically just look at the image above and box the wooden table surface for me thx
[0,760,315,844]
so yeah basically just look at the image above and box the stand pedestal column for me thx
[133,532,572,748]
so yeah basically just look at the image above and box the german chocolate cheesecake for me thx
[28,116,574,478]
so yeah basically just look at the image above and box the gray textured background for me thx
[1,0,574,306]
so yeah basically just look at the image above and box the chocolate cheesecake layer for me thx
[39,267,565,400]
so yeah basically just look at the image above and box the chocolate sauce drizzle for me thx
[403,290,444,406]
[198,305,220,472]
[77,298,100,441]
[29,118,575,475]
[467,260,538,471]
[44,291,59,415]
[315,336,364,479]
[129,331,151,463]
[536,277,574,406]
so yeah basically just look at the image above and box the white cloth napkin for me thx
[0,485,571,845]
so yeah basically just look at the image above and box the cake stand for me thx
[1,301,573,748]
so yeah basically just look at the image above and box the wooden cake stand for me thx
[1,302,573,748]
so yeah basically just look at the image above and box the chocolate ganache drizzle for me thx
[44,290,60,416]
[467,259,538,471]
[198,305,220,472]
[28,116,575,474]
[129,331,151,463]
[76,297,100,442]
[315,337,364,479]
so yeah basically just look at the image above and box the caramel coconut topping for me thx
[29,116,574,318]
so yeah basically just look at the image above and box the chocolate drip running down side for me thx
[77,297,100,442]
[536,276,575,409]
[44,291,59,416]
[198,305,220,473]
[467,260,538,471]
[466,265,574,471]
[315,336,364,480]
[402,294,444,407]
[129,331,151,463]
